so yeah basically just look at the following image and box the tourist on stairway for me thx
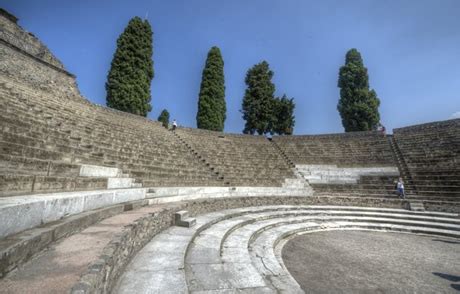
[396,177,405,199]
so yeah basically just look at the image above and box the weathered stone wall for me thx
[0,9,64,69]
[394,118,460,134]
[71,203,185,294]
[0,9,84,102]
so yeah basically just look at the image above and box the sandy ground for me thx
[282,230,460,293]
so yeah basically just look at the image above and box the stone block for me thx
[79,164,120,178]
[107,177,134,189]
[0,188,147,238]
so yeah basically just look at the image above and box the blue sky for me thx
[2,0,460,134]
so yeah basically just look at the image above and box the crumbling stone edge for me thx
[70,195,408,294]
[0,38,75,77]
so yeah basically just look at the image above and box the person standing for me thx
[172,119,177,131]
[396,177,405,199]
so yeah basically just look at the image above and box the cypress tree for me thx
[337,48,380,132]
[241,61,276,135]
[196,46,226,131]
[106,17,154,117]
[273,95,295,135]
[158,109,170,128]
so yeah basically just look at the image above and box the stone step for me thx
[115,205,460,293]
[174,210,197,228]
[79,164,121,178]
[107,177,136,189]
[408,201,425,212]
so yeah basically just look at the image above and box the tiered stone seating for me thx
[175,128,296,186]
[3,197,458,293]
[0,78,222,196]
[273,132,395,166]
[1,8,459,294]
[393,119,460,201]
[273,132,401,198]
[115,205,460,293]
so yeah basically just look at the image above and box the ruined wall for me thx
[0,8,85,101]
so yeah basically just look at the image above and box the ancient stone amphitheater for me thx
[0,9,459,294]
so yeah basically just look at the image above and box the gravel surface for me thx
[282,230,460,293]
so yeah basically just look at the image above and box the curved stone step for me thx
[115,205,460,293]
[250,220,460,292]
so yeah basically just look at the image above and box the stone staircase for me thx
[272,131,396,167]
[171,130,226,184]
[387,134,417,195]
[271,139,312,191]
[393,119,460,202]
[175,128,296,187]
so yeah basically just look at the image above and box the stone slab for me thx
[79,164,120,177]
[107,177,134,189]
[0,188,146,238]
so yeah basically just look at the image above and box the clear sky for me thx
[2,0,460,134]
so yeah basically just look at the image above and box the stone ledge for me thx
[146,186,311,204]
[0,186,311,239]
[0,188,146,238]
[2,185,457,240]
[0,199,148,278]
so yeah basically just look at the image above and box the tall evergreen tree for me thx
[337,48,380,132]
[158,109,170,128]
[106,17,154,117]
[241,61,276,135]
[273,95,295,135]
[196,46,226,131]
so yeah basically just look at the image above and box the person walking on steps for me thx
[171,119,177,131]
[396,177,405,199]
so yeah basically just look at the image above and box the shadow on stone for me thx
[432,272,460,282]
[431,239,460,245]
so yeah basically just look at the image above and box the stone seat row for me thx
[275,146,394,154]
[0,173,109,196]
[115,205,460,293]
[311,182,460,194]
[1,108,188,160]
[393,120,459,200]
[175,129,296,186]
[0,81,222,195]
[1,105,190,157]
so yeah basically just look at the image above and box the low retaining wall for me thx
[0,188,146,238]
[0,199,148,278]
[0,186,311,238]
[147,186,311,204]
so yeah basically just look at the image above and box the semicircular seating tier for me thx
[114,205,460,293]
